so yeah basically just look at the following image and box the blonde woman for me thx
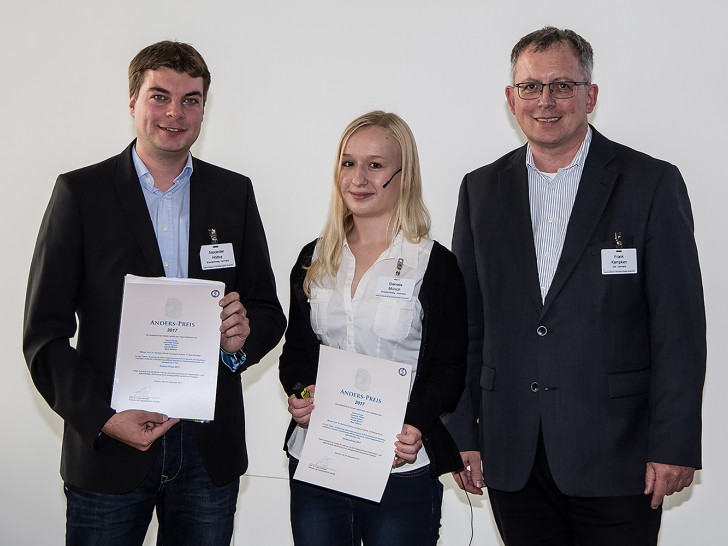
[279,111,467,545]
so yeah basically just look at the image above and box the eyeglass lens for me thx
[518,82,576,99]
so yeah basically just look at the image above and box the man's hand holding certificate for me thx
[293,345,413,502]
[111,275,226,421]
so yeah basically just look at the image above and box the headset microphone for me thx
[382,168,402,189]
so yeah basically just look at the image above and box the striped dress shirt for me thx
[527,127,593,302]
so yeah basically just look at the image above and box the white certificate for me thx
[293,345,413,502]
[110,275,225,421]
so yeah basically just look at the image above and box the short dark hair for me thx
[128,40,211,103]
[510,26,594,83]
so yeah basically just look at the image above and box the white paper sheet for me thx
[293,345,413,502]
[110,275,225,421]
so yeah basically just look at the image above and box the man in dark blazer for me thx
[444,27,706,545]
[23,41,286,544]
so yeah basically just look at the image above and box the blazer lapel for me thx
[541,129,617,316]
[113,142,165,277]
[188,159,209,279]
[499,147,543,313]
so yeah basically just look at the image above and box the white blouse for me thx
[288,232,435,472]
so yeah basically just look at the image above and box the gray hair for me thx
[510,26,594,83]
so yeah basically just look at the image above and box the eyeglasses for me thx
[513,81,589,100]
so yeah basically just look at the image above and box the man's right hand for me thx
[452,450,485,495]
[101,410,179,451]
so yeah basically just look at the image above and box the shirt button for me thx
[164,261,169,267]
[347,315,353,322]
[536,325,548,336]
[163,194,167,199]
[163,226,168,232]
[531,382,540,392]
[145,177,150,183]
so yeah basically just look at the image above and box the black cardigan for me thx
[279,239,468,476]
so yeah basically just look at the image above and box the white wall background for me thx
[1,1,725,544]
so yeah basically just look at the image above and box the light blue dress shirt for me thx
[132,146,242,372]
[132,147,191,279]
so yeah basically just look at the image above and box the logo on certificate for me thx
[355,368,371,391]
[398,368,407,377]
[211,289,220,298]
[165,298,183,319]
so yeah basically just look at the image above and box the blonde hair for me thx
[303,111,431,297]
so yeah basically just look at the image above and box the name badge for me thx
[374,276,416,300]
[601,248,637,275]
[200,243,236,270]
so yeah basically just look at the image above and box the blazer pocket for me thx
[607,368,650,398]
[480,364,495,391]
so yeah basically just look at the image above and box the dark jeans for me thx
[65,421,239,546]
[488,430,662,546]
[289,458,443,546]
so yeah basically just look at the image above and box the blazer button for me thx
[531,382,540,392]
[536,325,548,336]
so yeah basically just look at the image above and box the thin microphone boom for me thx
[382,168,402,189]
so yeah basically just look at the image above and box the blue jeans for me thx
[65,421,239,546]
[289,458,443,546]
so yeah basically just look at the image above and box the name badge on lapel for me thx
[373,258,415,299]
[601,231,637,275]
[374,276,416,300]
[200,244,236,270]
[200,228,236,270]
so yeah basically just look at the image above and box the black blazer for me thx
[23,142,286,494]
[444,128,706,496]
[279,239,467,476]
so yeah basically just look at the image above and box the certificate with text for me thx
[293,345,413,502]
[110,275,225,421]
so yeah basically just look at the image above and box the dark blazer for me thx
[444,127,706,496]
[279,239,467,477]
[23,142,286,494]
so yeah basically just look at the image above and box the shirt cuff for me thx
[220,347,247,372]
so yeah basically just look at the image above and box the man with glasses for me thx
[445,26,705,545]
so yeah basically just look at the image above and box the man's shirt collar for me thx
[132,146,193,194]
[525,126,593,174]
